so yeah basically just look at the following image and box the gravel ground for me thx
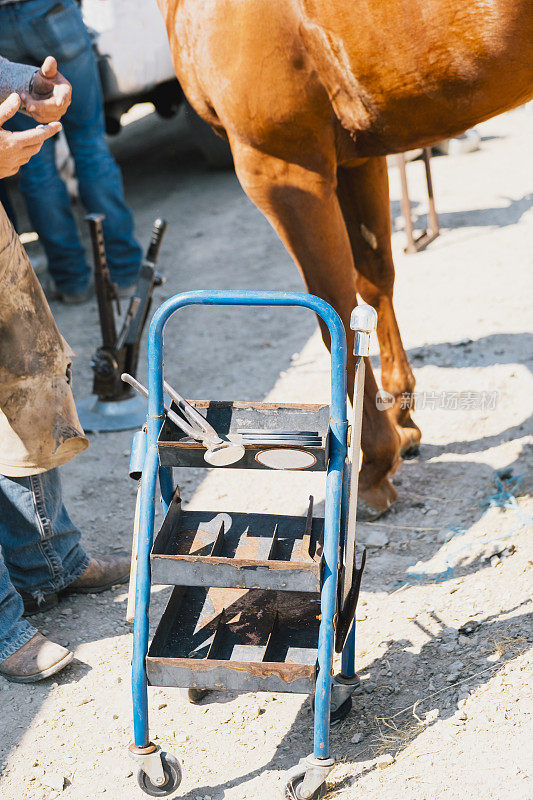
[0,106,531,800]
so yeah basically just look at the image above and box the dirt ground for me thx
[0,106,532,800]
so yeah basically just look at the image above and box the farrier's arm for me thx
[0,55,35,102]
[0,55,72,180]
[0,55,71,122]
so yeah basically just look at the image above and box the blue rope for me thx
[396,468,532,586]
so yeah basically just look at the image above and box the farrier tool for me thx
[121,373,245,466]
[76,214,167,432]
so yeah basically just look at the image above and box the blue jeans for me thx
[0,0,143,293]
[0,468,89,663]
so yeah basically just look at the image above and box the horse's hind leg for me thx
[231,139,400,514]
[337,156,421,455]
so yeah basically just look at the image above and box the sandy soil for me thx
[0,106,531,800]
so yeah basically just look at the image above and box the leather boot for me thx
[19,591,58,616]
[20,552,130,615]
[63,553,130,594]
[0,633,72,683]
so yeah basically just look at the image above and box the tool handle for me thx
[87,213,118,349]
[121,373,200,442]
[163,380,221,444]
[146,218,167,265]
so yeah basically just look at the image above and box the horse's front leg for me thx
[231,139,400,515]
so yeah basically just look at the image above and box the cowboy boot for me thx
[0,633,72,683]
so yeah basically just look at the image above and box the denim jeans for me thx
[0,468,89,663]
[0,0,143,293]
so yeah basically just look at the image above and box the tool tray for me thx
[151,495,323,592]
[157,400,330,470]
[146,586,320,693]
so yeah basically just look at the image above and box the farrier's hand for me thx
[20,56,72,123]
[0,94,62,178]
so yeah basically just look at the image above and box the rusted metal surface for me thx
[147,587,319,693]
[158,401,330,471]
[151,503,324,592]
[129,743,158,756]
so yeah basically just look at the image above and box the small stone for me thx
[458,621,479,636]
[449,660,464,673]
[377,754,395,769]
[42,773,65,792]
[363,530,389,548]
[364,682,376,694]
[351,732,363,743]
[424,708,440,724]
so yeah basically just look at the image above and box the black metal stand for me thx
[77,215,167,432]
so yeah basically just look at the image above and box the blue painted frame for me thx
[131,290,349,760]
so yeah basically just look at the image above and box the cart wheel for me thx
[311,694,352,725]
[283,766,326,800]
[136,752,182,797]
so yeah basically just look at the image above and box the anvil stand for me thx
[77,214,167,432]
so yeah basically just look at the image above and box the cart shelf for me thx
[146,586,319,694]
[157,400,330,470]
[151,493,323,592]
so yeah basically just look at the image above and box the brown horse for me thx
[157,0,533,515]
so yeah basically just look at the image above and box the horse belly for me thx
[298,0,533,155]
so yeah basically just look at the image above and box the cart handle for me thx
[146,290,348,448]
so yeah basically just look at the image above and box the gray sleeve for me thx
[0,56,37,103]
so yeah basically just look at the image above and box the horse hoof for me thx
[357,498,391,522]
[402,443,420,459]
[397,425,422,458]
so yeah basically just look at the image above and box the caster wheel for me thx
[136,752,182,797]
[283,767,326,800]
[311,694,352,725]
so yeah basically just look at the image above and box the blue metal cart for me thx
[127,290,376,799]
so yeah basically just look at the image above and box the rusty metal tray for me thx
[151,494,323,592]
[146,586,319,693]
[157,401,330,470]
